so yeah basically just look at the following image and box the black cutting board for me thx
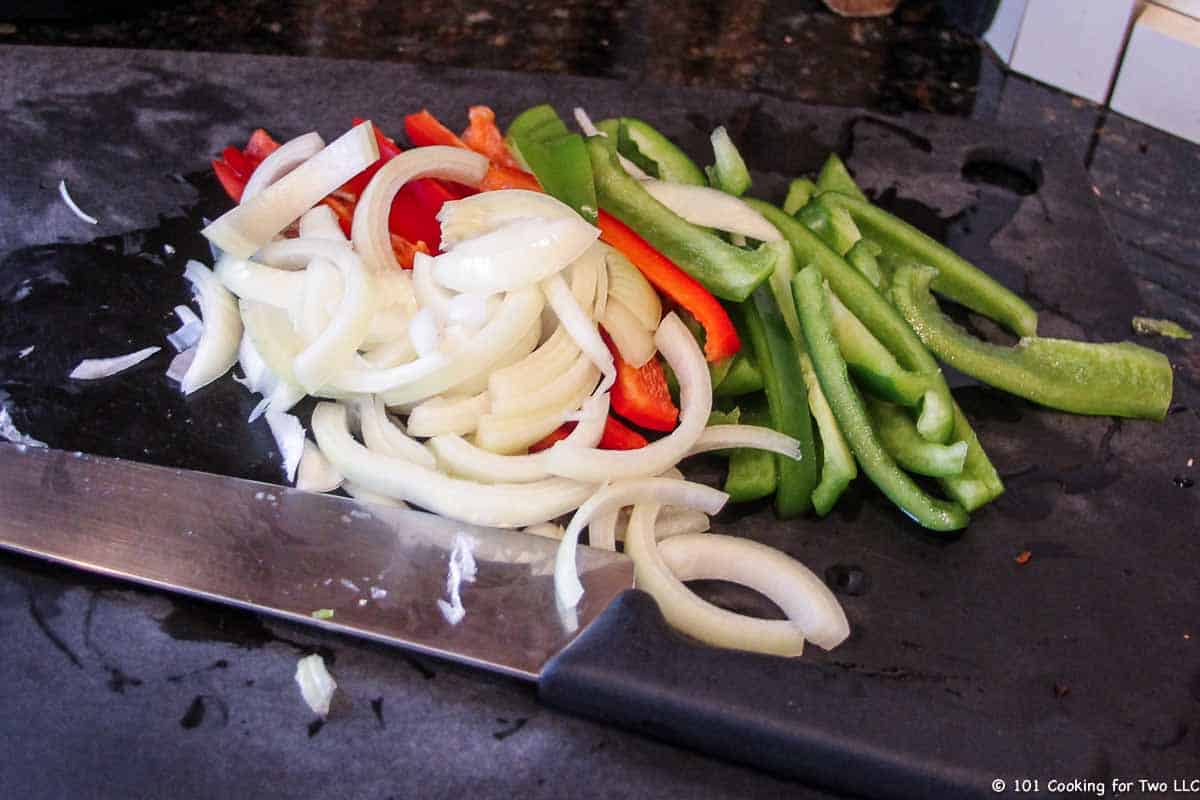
[1,46,1197,798]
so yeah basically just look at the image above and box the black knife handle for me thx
[539,590,1103,800]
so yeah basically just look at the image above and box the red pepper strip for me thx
[461,105,523,171]
[243,128,280,161]
[321,195,427,267]
[341,119,403,197]
[404,109,468,149]
[603,331,679,432]
[480,163,542,192]
[596,210,740,363]
[529,416,649,452]
[212,159,247,203]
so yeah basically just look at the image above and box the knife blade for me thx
[0,442,1096,799]
[0,442,632,680]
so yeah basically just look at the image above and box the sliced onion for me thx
[343,481,408,508]
[475,369,597,454]
[406,392,491,438]
[640,180,782,242]
[451,316,539,397]
[614,506,711,542]
[166,347,195,383]
[588,512,619,551]
[437,188,579,248]
[265,409,305,482]
[296,439,344,492]
[446,293,493,330]
[353,146,489,273]
[240,299,304,388]
[328,350,450,395]
[167,314,203,353]
[297,256,339,344]
[58,179,98,225]
[311,402,595,527]
[295,653,337,717]
[234,331,272,390]
[658,533,849,651]
[488,325,578,411]
[298,204,347,241]
[523,522,565,540]
[380,287,544,405]
[361,335,416,369]
[361,304,412,348]
[291,248,373,393]
[541,273,614,393]
[214,256,305,308]
[266,382,307,416]
[241,131,326,202]
[433,216,599,294]
[375,268,418,317]
[625,505,806,657]
[571,108,650,179]
[427,393,610,484]
[605,247,661,330]
[203,122,378,258]
[255,237,352,270]
[357,395,437,469]
[412,251,453,321]
[600,297,656,367]
[408,308,441,358]
[686,425,803,460]
[553,478,729,609]
[542,313,710,482]
[491,348,598,417]
[181,260,241,394]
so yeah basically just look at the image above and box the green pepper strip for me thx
[816,153,868,202]
[845,239,886,290]
[763,239,855,515]
[706,126,752,197]
[616,117,707,186]
[506,105,598,223]
[588,136,775,302]
[714,351,763,397]
[747,198,956,443]
[723,400,779,503]
[939,401,1004,512]
[737,286,818,518]
[820,191,1039,338]
[783,177,818,216]
[863,395,968,478]
[827,290,933,407]
[793,266,969,532]
[890,264,1175,421]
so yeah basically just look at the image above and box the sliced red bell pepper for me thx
[461,105,523,171]
[529,415,649,452]
[405,110,468,149]
[212,130,281,203]
[602,331,679,432]
[243,128,281,161]
[212,158,247,202]
[480,163,542,192]
[341,119,403,197]
[596,210,740,363]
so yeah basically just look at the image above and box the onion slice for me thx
[295,653,337,717]
[352,146,489,273]
[553,477,728,609]
[658,533,849,651]
[641,180,782,242]
[541,273,614,393]
[265,409,306,482]
[58,179,98,225]
[203,122,378,258]
[624,505,807,657]
[298,204,347,241]
[433,216,600,294]
[542,313,710,482]
[406,392,491,438]
[686,425,804,460]
[241,131,326,202]
[70,346,160,380]
[311,402,595,528]
[357,395,436,468]
[437,188,580,248]
[214,256,305,308]
[295,439,344,492]
[600,297,656,367]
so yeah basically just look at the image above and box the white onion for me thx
[686,425,803,460]
[490,349,598,417]
[352,146,489,273]
[343,481,408,508]
[541,273,614,393]
[450,316,539,397]
[605,247,661,330]
[295,653,337,717]
[360,336,416,369]
[167,305,204,352]
[297,256,339,344]
[311,402,595,528]
[180,260,241,394]
[357,395,437,469]
[265,409,306,482]
[658,533,849,651]
[432,216,599,294]
[213,256,305,308]
[488,326,578,412]
[241,131,326,202]
[234,332,270,392]
[588,512,619,551]
[446,293,492,329]
[204,122,378,258]
[641,180,782,242]
[298,204,347,241]
[255,238,352,270]
[437,188,580,248]
[361,304,412,348]
[474,368,597,454]
[600,297,656,367]
[406,392,491,438]
[523,522,565,540]
[553,478,728,609]
[408,308,441,358]
[296,439,344,492]
[165,347,195,383]
[625,505,806,657]
[613,506,711,542]
[58,179,98,225]
[412,251,453,322]
[291,248,374,393]
[542,313,709,482]
[380,288,544,405]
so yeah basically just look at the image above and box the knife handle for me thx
[539,590,1101,800]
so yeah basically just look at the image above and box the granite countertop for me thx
[1,3,1197,799]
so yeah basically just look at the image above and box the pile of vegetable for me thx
[178,103,1172,657]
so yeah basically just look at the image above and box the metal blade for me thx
[0,443,633,680]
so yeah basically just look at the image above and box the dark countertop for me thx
[1,4,1198,799]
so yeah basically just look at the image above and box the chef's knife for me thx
[0,443,1096,798]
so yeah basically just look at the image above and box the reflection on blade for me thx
[0,443,633,680]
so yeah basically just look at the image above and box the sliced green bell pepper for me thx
[890,263,1174,420]
[827,290,934,407]
[706,126,751,196]
[608,117,707,186]
[783,177,819,215]
[714,351,764,397]
[939,401,1004,512]
[864,395,968,478]
[746,198,956,443]
[793,265,969,532]
[507,106,598,223]
[821,191,1039,338]
[845,238,886,290]
[816,153,868,202]
[723,400,779,502]
[588,135,776,302]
